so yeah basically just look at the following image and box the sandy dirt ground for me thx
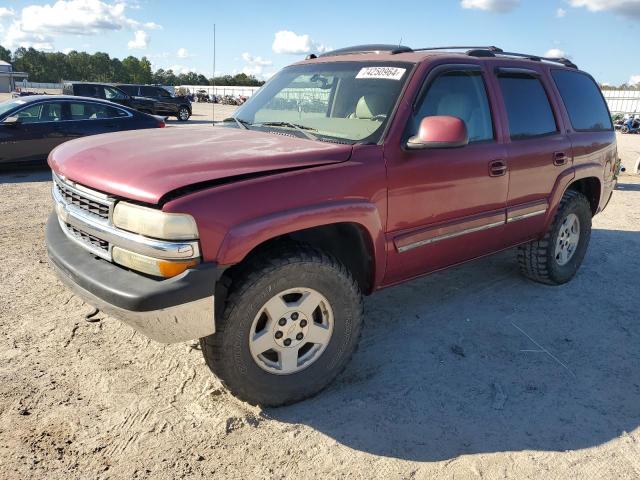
[1,93,640,479]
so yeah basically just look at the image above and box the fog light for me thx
[112,247,198,278]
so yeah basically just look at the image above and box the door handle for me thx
[489,159,507,177]
[554,152,569,166]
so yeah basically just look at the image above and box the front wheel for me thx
[518,190,592,285]
[177,107,190,121]
[200,244,363,406]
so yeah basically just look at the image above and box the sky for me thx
[0,0,639,85]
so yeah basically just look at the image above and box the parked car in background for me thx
[62,82,157,115]
[0,95,165,167]
[117,84,192,121]
[46,45,618,407]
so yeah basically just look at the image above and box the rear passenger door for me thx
[64,101,131,138]
[384,64,508,284]
[142,86,173,114]
[495,67,573,244]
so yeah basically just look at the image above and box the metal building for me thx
[0,61,29,93]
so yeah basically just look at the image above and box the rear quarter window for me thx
[551,70,613,131]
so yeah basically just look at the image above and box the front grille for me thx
[66,223,109,252]
[55,182,110,220]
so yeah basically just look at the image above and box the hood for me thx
[49,126,353,204]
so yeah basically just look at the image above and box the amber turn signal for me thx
[112,247,198,278]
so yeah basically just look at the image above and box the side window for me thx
[15,103,62,123]
[412,70,494,143]
[76,84,100,98]
[156,87,171,98]
[118,85,138,96]
[104,86,127,101]
[69,102,128,120]
[141,86,158,97]
[497,74,557,140]
[551,70,613,131]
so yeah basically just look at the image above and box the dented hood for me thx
[49,126,353,204]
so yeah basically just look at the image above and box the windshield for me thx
[0,99,28,118]
[232,61,413,144]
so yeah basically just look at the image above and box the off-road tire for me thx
[518,190,592,285]
[200,243,364,406]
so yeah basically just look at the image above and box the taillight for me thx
[158,120,166,128]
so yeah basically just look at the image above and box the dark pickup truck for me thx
[116,84,192,121]
[47,45,619,406]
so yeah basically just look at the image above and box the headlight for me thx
[113,202,198,240]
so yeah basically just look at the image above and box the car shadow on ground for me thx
[616,182,640,192]
[0,167,51,184]
[266,228,640,462]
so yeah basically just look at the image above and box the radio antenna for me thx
[212,23,216,127]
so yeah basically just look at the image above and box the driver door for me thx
[384,64,509,284]
[0,101,65,165]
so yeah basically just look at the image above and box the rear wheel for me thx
[518,190,592,285]
[177,107,190,121]
[200,244,363,406]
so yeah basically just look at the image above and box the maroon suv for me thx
[46,45,619,406]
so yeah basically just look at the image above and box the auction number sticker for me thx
[356,67,406,80]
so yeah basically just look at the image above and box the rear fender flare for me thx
[543,163,603,230]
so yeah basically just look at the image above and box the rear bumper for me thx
[46,213,222,343]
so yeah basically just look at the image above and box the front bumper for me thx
[46,213,221,343]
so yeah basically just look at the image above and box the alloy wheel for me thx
[248,288,334,375]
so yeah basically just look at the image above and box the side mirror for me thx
[2,116,21,126]
[407,116,468,150]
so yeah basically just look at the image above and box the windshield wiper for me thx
[222,117,251,130]
[258,121,318,141]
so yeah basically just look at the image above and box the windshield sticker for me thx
[356,67,406,80]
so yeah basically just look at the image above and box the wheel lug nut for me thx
[284,338,292,346]
[275,331,283,339]
[296,333,303,340]
[278,318,287,326]
[291,312,299,320]
[299,320,307,327]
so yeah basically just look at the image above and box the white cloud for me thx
[545,48,569,57]
[241,52,272,66]
[570,0,640,18]
[127,29,148,49]
[556,7,567,17]
[461,0,520,13]
[0,7,15,19]
[2,0,160,50]
[629,74,640,85]
[169,64,197,75]
[62,47,73,54]
[272,30,330,54]
[177,47,192,59]
[240,52,274,80]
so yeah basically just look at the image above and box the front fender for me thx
[216,200,387,287]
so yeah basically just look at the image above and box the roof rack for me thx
[313,44,578,69]
[318,44,413,58]
[491,50,578,69]
[412,46,503,53]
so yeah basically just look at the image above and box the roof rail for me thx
[466,49,578,69]
[413,46,504,53]
[496,51,578,69]
[318,44,413,58]
[312,44,578,69]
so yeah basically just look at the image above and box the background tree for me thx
[2,46,265,86]
[0,45,10,63]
